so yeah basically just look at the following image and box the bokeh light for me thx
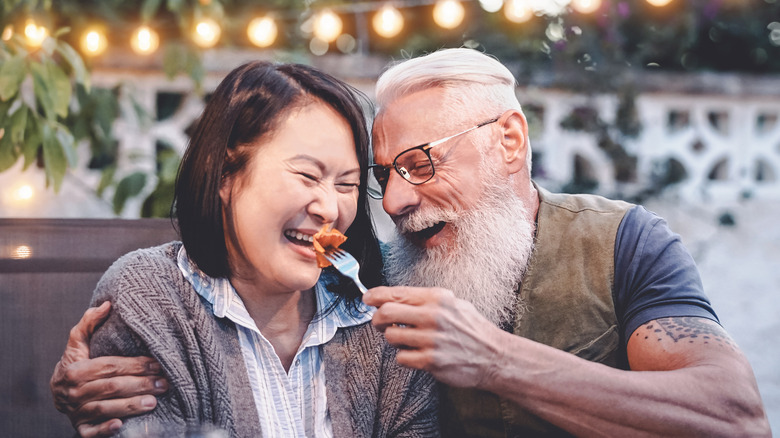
[81,28,108,56]
[192,18,221,48]
[130,26,159,55]
[313,9,343,43]
[479,0,504,13]
[571,0,602,14]
[11,245,33,260]
[646,0,673,6]
[504,0,534,23]
[24,19,48,47]
[373,5,404,38]
[247,16,278,48]
[433,0,465,29]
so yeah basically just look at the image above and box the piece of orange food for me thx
[312,224,347,268]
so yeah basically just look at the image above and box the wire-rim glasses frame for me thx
[367,115,501,199]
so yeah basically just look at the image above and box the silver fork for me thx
[324,248,368,294]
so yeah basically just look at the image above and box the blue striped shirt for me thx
[177,247,374,437]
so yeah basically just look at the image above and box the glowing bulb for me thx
[247,16,278,48]
[15,184,34,201]
[12,245,32,260]
[479,0,504,13]
[646,0,673,6]
[193,18,221,48]
[2,25,12,41]
[504,0,534,23]
[24,19,48,47]
[313,9,343,43]
[81,28,108,56]
[131,26,159,55]
[433,0,465,29]
[373,5,404,38]
[571,0,602,14]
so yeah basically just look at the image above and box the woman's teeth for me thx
[284,230,314,243]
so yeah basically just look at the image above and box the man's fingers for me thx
[67,302,112,352]
[76,418,123,438]
[364,286,449,307]
[74,395,158,428]
[62,356,163,386]
[70,375,169,407]
[372,302,432,331]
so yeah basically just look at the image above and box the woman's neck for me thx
[232,280,317,372]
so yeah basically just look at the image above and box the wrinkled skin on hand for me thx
[50,302,169,438]
[363,286,505,389]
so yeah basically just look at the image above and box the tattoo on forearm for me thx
[638,317,736,350]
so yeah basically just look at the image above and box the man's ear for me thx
[498,110,529,175]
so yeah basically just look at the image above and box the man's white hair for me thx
[375,48,532,171]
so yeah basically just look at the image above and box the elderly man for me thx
[51,49,769,437]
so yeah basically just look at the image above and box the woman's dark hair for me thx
[174,61,384,309]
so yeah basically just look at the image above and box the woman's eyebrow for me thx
[288,154,360,176]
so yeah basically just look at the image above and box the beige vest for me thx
[440,186,633,437]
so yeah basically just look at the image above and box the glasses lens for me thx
[395,149,434,184]
[367,166,389,199]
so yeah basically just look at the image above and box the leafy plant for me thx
[0,28,88,191]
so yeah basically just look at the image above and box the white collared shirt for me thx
[177,247,374,437]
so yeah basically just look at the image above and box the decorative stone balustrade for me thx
[1,51,778,217]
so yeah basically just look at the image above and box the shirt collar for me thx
[177,246,374,338]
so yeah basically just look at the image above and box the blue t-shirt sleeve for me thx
[614,205,719,344]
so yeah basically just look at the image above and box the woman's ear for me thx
[498,110,529,175]
[219,174,233,206]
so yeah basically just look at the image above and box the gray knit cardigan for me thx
[89,242,439,437]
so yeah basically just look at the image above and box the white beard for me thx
[383,174,536,327]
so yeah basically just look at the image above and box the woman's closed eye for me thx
[336,180,359,193]
[299,172,320,183]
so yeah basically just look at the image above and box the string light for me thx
[247,16,278,47]
[504,0,534,23]
[646,0,673,6]
[571,0,602,14]
[24,19,48,47]
[81,27,108,56]
[373,5,404,38]
[313,9,343,43]
[13,184,34,202]
[130,25,159,55]
[433,0,465,29]
[192,18,221,48]
[2,25,12,41]
[479,0,504,13]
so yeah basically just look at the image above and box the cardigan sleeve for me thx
[88,244,206,435]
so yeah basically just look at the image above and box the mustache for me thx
[394,207,460,235]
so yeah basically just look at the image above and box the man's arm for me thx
[365,286,770,437]
[50,302,169,438]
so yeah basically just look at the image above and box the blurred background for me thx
[1,0,778,435]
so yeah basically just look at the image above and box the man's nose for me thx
[382,171,421,218]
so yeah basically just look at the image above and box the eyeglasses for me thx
[367,115,500,199]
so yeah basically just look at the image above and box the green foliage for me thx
[112,171,146,214]
[0,30,86,191]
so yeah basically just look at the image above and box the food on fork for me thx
[312,224,347,268]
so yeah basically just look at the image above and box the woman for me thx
[86,61,438,437]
